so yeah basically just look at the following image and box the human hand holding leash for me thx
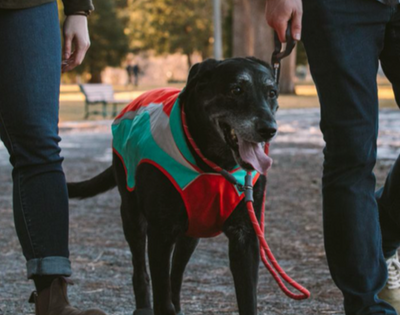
[265,0,303,42]
[62,14,90,73]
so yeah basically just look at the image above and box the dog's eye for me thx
[231,87,243,96]
[268,90,277,99]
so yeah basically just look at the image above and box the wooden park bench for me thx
[79,84,130,119]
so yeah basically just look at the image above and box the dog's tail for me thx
[68,166,116,199]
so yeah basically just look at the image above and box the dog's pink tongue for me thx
[238,137,272,174]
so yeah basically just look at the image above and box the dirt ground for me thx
[0,111,395,315]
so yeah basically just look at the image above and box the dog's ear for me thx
[186,59,220,90]
[180,59,220,102]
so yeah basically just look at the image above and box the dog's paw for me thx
[133,309,154,315]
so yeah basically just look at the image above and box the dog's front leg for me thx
[171,235,199,314]
[148,227,177,315]
[225,223,260,315]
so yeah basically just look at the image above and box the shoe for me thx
[379,252,400,312]
[29,277,107,315]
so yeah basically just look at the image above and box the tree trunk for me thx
[89,70,102,83]
[233,0,296,94]
[279,51,297,94]
[186,53,193,70]
[232,0,254,57]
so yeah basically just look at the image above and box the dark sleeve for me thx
[62,0,94,15]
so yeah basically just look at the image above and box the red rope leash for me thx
[246,171,310,300]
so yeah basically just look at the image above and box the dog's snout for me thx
[256,121,277,140]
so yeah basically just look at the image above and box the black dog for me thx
[68,57,279,315]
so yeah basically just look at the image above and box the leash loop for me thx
[245,171,310,300]
[221,168,310,300]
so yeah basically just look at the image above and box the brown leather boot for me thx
[29,277,107,315]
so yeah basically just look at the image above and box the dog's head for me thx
[181,57,278,174]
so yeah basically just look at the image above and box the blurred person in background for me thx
[0,1,107,314]
[265,0,400,314]
[126,62,134,85]
[126,62,140,87]
[132,63,140,87]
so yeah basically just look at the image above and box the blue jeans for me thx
[302,0,400,313]
[0,2,71,278]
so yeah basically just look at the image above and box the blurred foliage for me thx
[57,0,307,82]
[83,0,129,82]
[58,0,129,82]
[114,0,129,9]
[127,0,214,67]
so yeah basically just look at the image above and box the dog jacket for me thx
[112,88,262,238]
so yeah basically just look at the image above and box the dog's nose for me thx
[256,121,277,140]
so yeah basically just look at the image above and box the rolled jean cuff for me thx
[27,256,72,279]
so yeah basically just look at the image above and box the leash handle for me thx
[271,20,297,85]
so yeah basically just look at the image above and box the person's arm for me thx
[61,0,94,72]
[265,0,303,43]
